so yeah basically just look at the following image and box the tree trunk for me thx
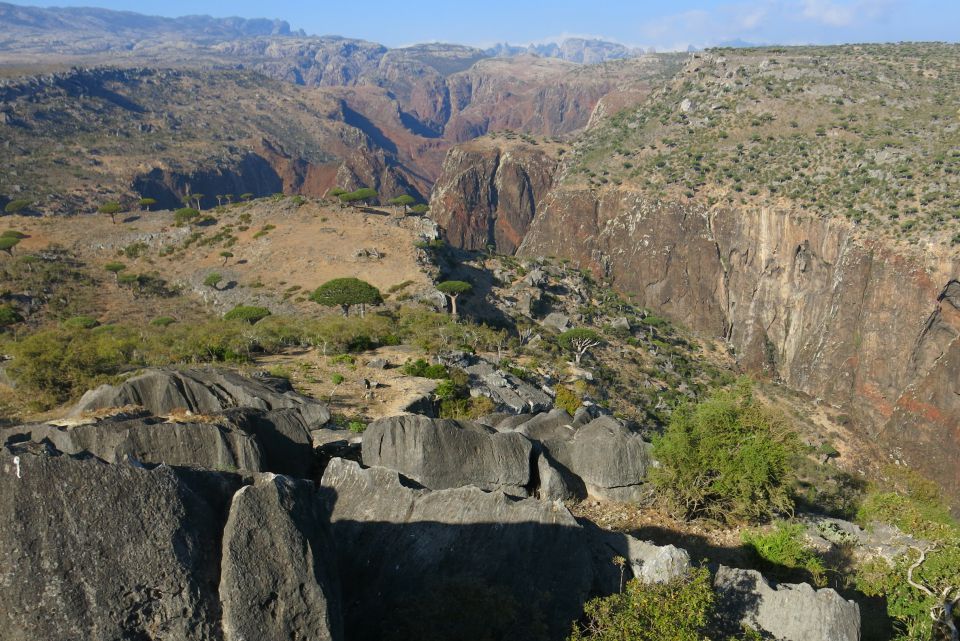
[450,294,459,317]
[341,304,349,317]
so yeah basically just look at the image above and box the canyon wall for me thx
[429,140,559,253]
[514,187,960,504]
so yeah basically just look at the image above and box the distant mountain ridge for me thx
[0,2,297,47]
[0,3,655,66]
[486,38,653,63]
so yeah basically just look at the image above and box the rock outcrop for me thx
[321,457,682,641]
[518,187,960,506]
[429,137,560,253]
[220,474,342,641]
[2,413,263,473]
[5,405,317,478]
[71,367,330,429]
[361,414,533,495]
[0,444,234,640]
[0,443,343,641]
[441,351,553,413]
[560,415,654,502]
[714,566,861,641]
[362,412,652,503]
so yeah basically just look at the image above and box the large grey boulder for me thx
[2,406,315,478]
[320,458,596,641]
[585,523,691,591]
[537,453,585,501]
[70,367,330,428]
[220,474,342,641]
[714,566,861,641]
[2,415,263,473]
[515,408,575,440]
[362,414,533,495]
[562,415,653,502]
[0,443,232,640]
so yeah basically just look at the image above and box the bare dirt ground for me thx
[2,199,436,321]
[256,344,438,423]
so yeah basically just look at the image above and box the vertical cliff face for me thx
[429,138,561,254]
[518,188,960,504]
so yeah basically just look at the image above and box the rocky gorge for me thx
[428,134,960,511]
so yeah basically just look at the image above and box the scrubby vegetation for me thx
[570,567,760,641]
[741,521,827,586]
[651,380,800,524]
[570,43,960,245]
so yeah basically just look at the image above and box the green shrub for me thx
[570,567,717,641]
[348,420,366,433]
[265,365,291,380]
[857,541,960,641]
[402,358,448,379]
[150,316,176,327]
[0,304,23,328]
[331,373,345,385]
[554,385,582,415]
[62,315,99,330]
[223,305,271,324]
[4,199,31,214]
[651,379,800,524]
[330,354,355,365]
[439,395,496,420]
[741,521,827,586]
[856,467,958,540]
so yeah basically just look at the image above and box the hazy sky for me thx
[12,0,960,50]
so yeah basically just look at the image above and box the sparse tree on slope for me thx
[310,277,382,317]
[558,328,603,365]
[437,280,472,317]
[98,201,123,224]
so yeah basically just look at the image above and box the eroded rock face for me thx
[2,414,264,473]
[518,187,960,506]
[0,444,343,641]
[429,139,559,253]
[714,566,861,641]
[71,368,330,429]
[320,458,594,641]
[220,474,342,641]
[361,414,533,495]
[0,444,231,641]
[4,405,317,477]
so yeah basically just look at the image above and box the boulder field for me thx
[0,368,861,640]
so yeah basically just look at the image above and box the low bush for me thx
[741,521,827,586]
[402,358,448,379]
[554,385,582,415]
[150,316,176,327]
[61,315,99,330]
[0,304,23,328]
[651,379,800,524]
[570,567,759,641]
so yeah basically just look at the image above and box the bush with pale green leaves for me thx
[651,379,800,524]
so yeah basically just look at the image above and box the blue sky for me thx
[14,0,960,50]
